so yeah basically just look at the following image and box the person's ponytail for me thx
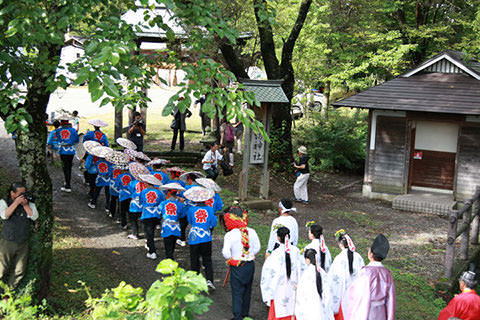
[347,249,354,275]
[286,251,292,280]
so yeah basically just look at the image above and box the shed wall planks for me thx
[372,116,407,193]
[456,126,480,199]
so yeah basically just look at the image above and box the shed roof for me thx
[240,79,289,103]
[333,73,480,115]
[333,50,480,115]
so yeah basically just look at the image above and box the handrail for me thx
[444,186,480,278]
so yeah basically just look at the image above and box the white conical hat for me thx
[183,186,214,202]
[160,182,186,192]
[83,140,101,154]
[195,178,221,192]
[88,119,108,127]
[138,174,162,186]
[90,146,113,158]
[116,137,137,150]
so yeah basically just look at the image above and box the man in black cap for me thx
[343,234,396,320]
[438,265,480,320]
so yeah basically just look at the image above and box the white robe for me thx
[261,243,301,318]
[295,264,334,320]
[266,215,299,253]
[325,249,365,315]
[301,239,333,273]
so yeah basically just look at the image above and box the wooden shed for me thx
[333,50,480,201]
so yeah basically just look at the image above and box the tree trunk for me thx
[321,80,330,119]
[15,89,53,300]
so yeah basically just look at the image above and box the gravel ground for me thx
[0,123,449,319]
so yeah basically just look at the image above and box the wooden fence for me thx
[444,187,480,278]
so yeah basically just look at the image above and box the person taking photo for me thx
[0,182,38,288]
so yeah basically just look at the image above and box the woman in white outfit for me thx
[325,229,365,319]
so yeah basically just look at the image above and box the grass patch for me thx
[48,220,123,315]
[79,108,205,150]
[325,210,380,229]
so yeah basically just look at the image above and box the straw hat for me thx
[138,174,162,186]
[160,182,186,192]
[83,141,101,155]
[124,148,137,160]
[113,163,129,170]
[105,151,131,166]
[116,137,137,150]
[183,186,214,202]
[128,162,150,181]
[135,152,151,162]
[57,114,72,121]
[90,146,114,158]
[147,158,170,166]
[164,167,186,174]
[298,146,307,154]
[88,119,108,127]
[179,171,205,182]
[195,178,221,193]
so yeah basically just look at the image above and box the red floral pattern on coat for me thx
[135,182,146,194]
[60,129,70,140]
[165,202,177,216]
[98,162,108,173]
[205,198,214,208]
[94,131,104,143]
[121,175,131,187]
[145,191,158,204]
[195,209,208,223]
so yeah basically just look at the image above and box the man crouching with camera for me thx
[0,182,38,288]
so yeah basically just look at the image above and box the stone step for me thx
[392,192,455,216]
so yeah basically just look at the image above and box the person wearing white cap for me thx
[293,146,310,204]
[265,198,299,258]
[83,119,109,146]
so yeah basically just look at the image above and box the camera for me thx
[134,119,144,126]
[20,192,34,202]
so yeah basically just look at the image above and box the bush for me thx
[0,259,211,320]
[294,110,368,173]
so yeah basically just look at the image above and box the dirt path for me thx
[0,123,449,319]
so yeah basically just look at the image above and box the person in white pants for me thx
[293,146,310,204]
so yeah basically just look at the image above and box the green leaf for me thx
[156,259,178,274]
[102,76,120,98]
[110,51,120,65]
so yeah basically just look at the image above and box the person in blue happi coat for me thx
[83,119,109,146]
[46,120,61,161]
[184,186,217,290]
[159,183,187,260]
[115,168,134,230]
[127,177,148,240]
[138,175,165,260]
[88,156,112,211]
[108,165,127,220]
[48,118,79,192]
[84,154,98,200]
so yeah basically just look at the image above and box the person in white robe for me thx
[302,222,332,273]
[266,199,298,256]
[325,229,365,319]
[261,227,301,320]
[295,248,334,320]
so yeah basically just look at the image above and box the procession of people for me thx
[41,116,480,320]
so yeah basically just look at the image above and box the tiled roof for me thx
[333,73,480,115]
[240,79,289,103]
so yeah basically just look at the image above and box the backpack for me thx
[225,123,235,142]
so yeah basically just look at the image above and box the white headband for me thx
[279,201,296,214]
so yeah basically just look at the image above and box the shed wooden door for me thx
[409,121,458,190]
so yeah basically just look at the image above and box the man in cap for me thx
[128,112,146,152]
[293,146,310,204]
[438,266,480,320]
[343,234,396,320]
